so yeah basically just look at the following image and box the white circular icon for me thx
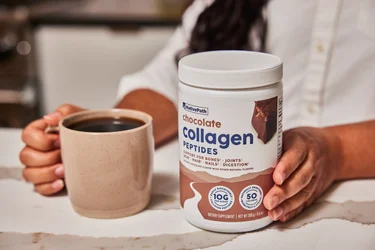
[208,186,234,211]
[239,185,263,210]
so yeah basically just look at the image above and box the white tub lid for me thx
[178,50,283,89]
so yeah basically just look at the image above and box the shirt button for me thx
[316,43,325,53]
[307,104,317,114]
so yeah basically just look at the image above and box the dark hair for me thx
[177,0,269,60]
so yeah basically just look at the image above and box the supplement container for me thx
[178,51,283,233]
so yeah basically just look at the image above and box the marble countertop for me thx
[0,128,374,250]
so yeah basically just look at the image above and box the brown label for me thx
[180,162,273,222]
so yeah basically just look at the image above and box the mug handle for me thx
[45,125,60,134]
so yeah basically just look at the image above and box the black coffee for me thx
[68,117,145,133]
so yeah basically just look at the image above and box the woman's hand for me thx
[263,127,342,222]
[20,104,85,195]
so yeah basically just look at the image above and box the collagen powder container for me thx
[178,51,283,233]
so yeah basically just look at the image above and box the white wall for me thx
[35,26,175,114]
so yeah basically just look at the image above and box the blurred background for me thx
[0,0,191,128]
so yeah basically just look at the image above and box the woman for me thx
[19,0,375,223]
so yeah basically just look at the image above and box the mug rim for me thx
[59,109,153,135]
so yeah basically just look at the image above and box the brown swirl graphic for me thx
[180,162,274,222]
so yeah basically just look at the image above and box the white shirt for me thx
[117,0,375,130]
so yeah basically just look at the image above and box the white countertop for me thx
[0,128,374,250]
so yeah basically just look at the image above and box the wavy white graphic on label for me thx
[183,182,204,219]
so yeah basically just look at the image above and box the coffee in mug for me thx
[68,117,145,133]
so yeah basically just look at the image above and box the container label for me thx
[179,91,282,222]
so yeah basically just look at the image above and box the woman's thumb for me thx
[43,104,85,126]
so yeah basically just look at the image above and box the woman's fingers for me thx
[43,111,63,126]
[264,155,315,211]
[278,192,318,222]
[268,177,317,220]
[20,146,61,167]
[21,119,60,152]
[273,132,308,185]
[23,164,64,184]
[278,206,304,223]
[19,104,85,196]
[44,104,85,126]
[34,179,65,196]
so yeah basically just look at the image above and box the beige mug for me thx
[51,109,154,219]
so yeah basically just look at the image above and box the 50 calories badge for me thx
[208,186,234,211]
[239,185,263,210]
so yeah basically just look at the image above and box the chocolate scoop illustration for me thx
[251,97,278,144]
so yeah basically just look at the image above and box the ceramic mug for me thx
[49,109,154,219]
